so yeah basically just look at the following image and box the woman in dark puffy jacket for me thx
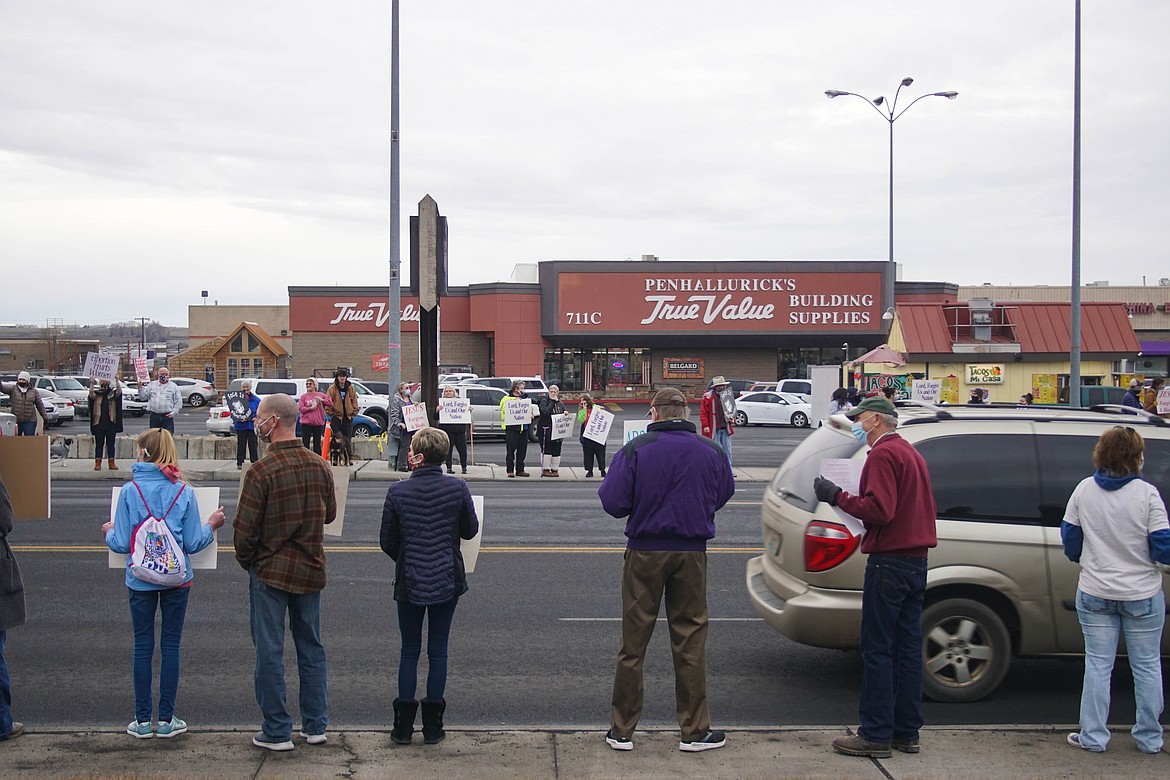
[379,427,479,746]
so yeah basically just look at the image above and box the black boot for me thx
[391,698,419,745]
[421,698,446,744]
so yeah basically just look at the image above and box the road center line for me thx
[559,617,762,622]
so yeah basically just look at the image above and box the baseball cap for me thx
[845,395,897,419]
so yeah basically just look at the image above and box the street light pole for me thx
[825,79,958,327]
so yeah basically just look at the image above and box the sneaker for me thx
[253,732,295,751]
[300,730,327,745]
[126,720,154,739]
[1066,732,1105,752]
[605,729,633,751]
[516,471,531,477]
[679,730,726,752]
[831,733,890,758]
[461,468,467,474]
[891,737,919,754]
[156,717,187,738]
[0,722,25,742]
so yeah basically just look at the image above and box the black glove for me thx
[814,476,842,506]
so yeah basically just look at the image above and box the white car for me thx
[206,405,233,437]
[34,376,90,417]
[121,382,148,417]
[37,388,73,424]
[167,376,217,407]
[732,391,812,428]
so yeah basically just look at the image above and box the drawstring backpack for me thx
[128,481,188,586]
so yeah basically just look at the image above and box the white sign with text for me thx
[911,380,942,404]
[134,357,150,385]
[622,420,649,444]
[439,397,472,424]
[462,495,485,573]
[551,413,574,440]
[83,353,120,383]
[583,407,614,444]
[403,402,429,432]
[503,398,532,426]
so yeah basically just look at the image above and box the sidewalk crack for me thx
[551,731,560,778]
[250,750,267,780]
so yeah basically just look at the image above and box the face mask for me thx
[851,419,869,444]
[159,376,169,383]
[17,380,28,389]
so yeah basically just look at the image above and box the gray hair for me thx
[876,412,898,429]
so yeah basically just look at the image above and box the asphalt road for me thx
[6,480,1135,732]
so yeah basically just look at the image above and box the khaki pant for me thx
[610,550,710,741]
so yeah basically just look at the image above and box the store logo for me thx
[640,294,776,325]
[329,302,420,327]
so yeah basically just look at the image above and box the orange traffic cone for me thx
[322,425,332,461]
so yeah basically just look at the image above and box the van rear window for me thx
[770,426,863,512]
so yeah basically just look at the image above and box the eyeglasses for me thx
[1113,426,1137,434]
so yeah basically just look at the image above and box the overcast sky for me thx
[2,1,1167,327]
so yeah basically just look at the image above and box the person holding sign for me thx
[436,386,468,475]
[812,395,937,759]
[88,375,124,470]
[389,382,415,472]
[577,394,607,477]
[536,385,566,477]
[231,381,261,470]
[102,428,225,740]
[499,380,533,477]
[599,387,734,754]
[379,427,479,746]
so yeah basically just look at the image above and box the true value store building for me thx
[287,259,895,399]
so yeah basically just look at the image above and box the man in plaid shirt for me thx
[233,393,336,752]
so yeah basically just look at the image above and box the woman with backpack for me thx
[102,428,225,739]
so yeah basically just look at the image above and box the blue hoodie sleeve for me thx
[106,484,139,555]
[179,489,215,555]
[1061,521,1083,563]
[598,448,634,519]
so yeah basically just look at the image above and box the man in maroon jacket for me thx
[813,395,937,759]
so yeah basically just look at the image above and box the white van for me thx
[227,377,390,430]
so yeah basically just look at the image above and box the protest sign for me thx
[224,391,252,423]
[134,357,150,385]
[83,352,120,383]
[109,486,220,569]
[583,407,614,444]
[1159,387,1170,415]
[551,413,574,440]
[403,402,429,431]
[462,495,485,573]
[911,380,942,404]
[622,420,649,444]
[503,398,532,426]
[439,397,472,424]
[324,466,349,537]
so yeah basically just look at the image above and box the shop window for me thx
[543,348,584,391]
[590,348,647,392]
[227,358,238,382]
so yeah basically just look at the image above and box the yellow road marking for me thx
[15,545,763,554]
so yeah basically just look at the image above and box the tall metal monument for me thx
[410,195,447,421]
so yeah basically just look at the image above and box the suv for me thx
[748,380,812,403]
[746,403,1170,703]
[227,377,390,430]
[706,378,756,397]
[459,376,548,399]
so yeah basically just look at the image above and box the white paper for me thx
[583,407,614,444]
[439,397,471,424]
[911,379,942,404]
[550,413,574,440]
[109,486,219,569]
[503,398,532,426]
[83,353,120,383]
[622,420,649,444]
[134,357,150,385]
[403,402,429,431]
[461,495,485,573]
[323,465,349,537]
[819,458,865,537]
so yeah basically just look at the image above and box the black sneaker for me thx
[679,730,725,752]
[605,729,633,751]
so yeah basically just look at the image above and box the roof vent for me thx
[968,298,994,342]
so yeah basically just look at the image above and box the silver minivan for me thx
[746,404,1170,703]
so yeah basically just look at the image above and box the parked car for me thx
[746,403,1170,703]
[226,377,390,430]
[439,373,478,385]
[121,382,148,417]
[33,376,90,417]
[706,378,757,397]
[360,381,390,396]
[732,391,811,428]
[37,388,74,424]
[206,403,382,439]
[168,377,217,407]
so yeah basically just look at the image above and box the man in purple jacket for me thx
[813,395,937,759]
[598,386,735,754]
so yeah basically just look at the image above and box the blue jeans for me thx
[148,413,174,433]
[16,421,37,436]
[1076,589,1165,753]
[0,630,12,736]
[248,571,328,739]
[397,598,458,701]
[858,554,927,744]
[714,428,732,467]
[128,587,190,723]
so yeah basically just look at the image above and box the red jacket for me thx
[699,390,735,439]
[835,433,937,558]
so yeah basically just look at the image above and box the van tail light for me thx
[805,520,861,572]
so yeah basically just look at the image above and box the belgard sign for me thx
[555,271,884,333]
[662,358,704,379]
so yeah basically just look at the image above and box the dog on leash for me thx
[329,421,353,467]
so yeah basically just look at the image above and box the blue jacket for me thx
[598,419,735,551]
[233,393,261,431]
[106,463,216,590]
[379,465,480,604]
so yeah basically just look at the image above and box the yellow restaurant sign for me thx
[966,364,1005,384]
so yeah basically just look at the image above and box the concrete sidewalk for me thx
[48,457,776,483]
[1,726,1165,778]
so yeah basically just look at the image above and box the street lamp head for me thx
[934,91,959,99]
[872,96,885,106]
[882,307,895,322]
[900,77,914,87]
[825,90,849,98]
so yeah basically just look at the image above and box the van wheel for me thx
[921,598,1011,703]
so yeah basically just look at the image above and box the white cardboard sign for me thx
[622,420,649,444]
[108,486,219,570]
[911,380,942,404]
[403,402,429,431]
[461,495,485,573]
[503,398,532,426]
[550,413,574,440]
[583,407,614,444]
[83,353,120,383]
[439,397,472,424]
[323,465,349,537]
[1158,387,1170,415]
[134,357,150,385]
